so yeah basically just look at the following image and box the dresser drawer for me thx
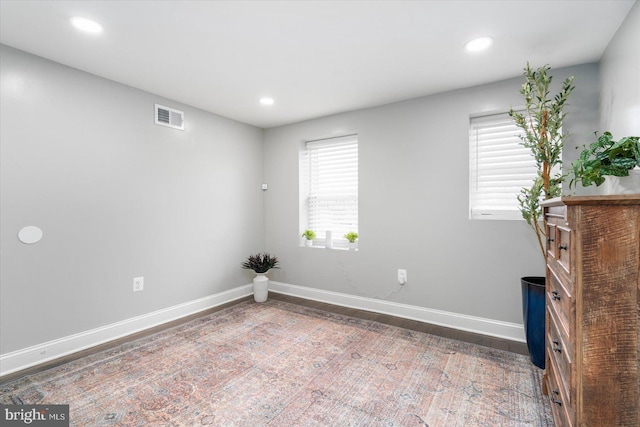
[547,204,566,220]
[556,225,571,275]
[547,308,572,405]
[547,268,571,336]
[546,348,573,427]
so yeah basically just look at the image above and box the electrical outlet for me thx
[133,276,144,292]
[397,269,407,285]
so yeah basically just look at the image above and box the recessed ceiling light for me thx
[70,17,103,34]
[465,36,494,52]
[259,97,275,106]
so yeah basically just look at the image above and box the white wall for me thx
[599,0,640,136]
[0,39,612,361]
[0,45,265,354]
[263,64,599,325]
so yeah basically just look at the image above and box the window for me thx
[469,111,537,220]
[301,134,358,248]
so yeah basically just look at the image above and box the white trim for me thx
[1,281,525,379]
[0,285,253,378]
[269,281,525,343]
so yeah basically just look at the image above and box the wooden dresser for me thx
[541,195,640,427]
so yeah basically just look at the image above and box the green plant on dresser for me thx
[569,131,640,188]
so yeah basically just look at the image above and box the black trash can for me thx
[521,276,546,368]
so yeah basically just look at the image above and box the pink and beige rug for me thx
[1,300,553,426]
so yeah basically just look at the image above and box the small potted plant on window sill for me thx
[241,253,280,302]
[301,229,316,247]
[344,231,358,250]
[568,132,640,195]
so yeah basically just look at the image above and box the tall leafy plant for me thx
[509,64,575,260]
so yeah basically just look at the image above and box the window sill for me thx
[301,244,358,252]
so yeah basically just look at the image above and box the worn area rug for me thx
[1,300,553,426]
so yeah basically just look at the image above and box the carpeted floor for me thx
[1,299,553,426]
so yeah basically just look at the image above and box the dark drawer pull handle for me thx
[558,244,568,251]
[551,390,562,406]
[552,340,562,353]
[551,291,561,301]
[547,237,555,243]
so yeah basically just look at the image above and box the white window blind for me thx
[304,134,358,245]
[469,111,537,220]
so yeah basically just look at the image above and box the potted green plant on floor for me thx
[568,132,640,193]
[509,63,574,368]
[242,253,280,302]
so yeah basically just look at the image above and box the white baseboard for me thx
[269,281,525,343]
[0,285,253,378]
[1,281,525,379]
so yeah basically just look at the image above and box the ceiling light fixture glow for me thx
[465,36,494,52]
[259,97,275,106]
[70,17,103,34]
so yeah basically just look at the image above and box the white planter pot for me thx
[603,168,640,194]
[304,239,313,247]
[253,273,269,302]
[348,242,358,250]
[571,168,640,196]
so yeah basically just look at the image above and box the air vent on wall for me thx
[155,104,184,130]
